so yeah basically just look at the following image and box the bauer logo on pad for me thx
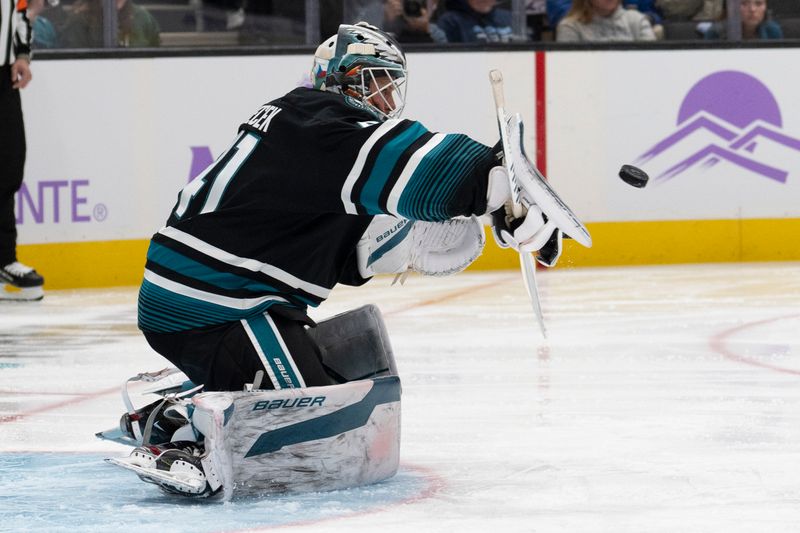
[634,70,800,185]
[252,396,326,411]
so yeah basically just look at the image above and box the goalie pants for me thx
[142,308,336,392]
[0,65,26,266]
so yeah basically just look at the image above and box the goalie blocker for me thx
[102,305,402,500]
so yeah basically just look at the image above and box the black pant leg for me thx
[0,65,26,265]
[142,311,334,392]
[268,310,335,388]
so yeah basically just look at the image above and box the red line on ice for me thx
[383,274,516,317]
[0,390,87,396]
[709,313,800,376]
[0,385,120,425]
[0,276,513,425]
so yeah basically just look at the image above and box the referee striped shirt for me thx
[1,0,31,66]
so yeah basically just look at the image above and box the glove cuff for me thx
[486,166,511,213]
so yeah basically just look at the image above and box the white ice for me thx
[1,263,799,532]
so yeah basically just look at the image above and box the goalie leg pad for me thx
[307,304,398,382]
[191,376,402,500]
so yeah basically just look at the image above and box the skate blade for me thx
[106,457,208,494]
[0,284,43,301]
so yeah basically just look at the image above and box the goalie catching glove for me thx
[487,166,563,267]
[486,112,592,267]
[357,214,485,278]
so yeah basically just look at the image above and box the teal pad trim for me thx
[245,376,401,458]
[245,313,303,389]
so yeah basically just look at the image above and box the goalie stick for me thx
[488,70,592,337]
[489,69,547,338]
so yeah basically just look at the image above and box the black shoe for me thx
[1,262,44,288]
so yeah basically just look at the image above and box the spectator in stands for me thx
[526,0,546,39]
[28,0,59,49]
[321,0,446,43]
[656,0,721,22]
[437,0,516,42]
[548,0,572,29]
[701,0,782,39]
[623,0,664,37]
[384,0,448,42]
[61,0,160,48]
[340,0,388,29]
[556,0,656,40]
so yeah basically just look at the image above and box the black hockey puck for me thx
[618,165,650,188]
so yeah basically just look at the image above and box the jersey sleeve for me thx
[339,119,493,222]
[14,0,32,58]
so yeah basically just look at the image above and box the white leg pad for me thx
[191,376,401,500]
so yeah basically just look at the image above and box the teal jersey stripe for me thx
[397,134,490,220]
[429,140,486,219]
[423,138,471,219]
[138,282,224,332]
[293,294,320,308]
[147,241,279,294]
[360,122,429,214]
[143,287,238,325]
[394,138,447,219]
[397,135,461,219]
[138,300,199,331]
[138,279,283,333]
[412,135,470,218]
[245,314,303,388]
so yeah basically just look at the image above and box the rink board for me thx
[16,48,800,288]
[17,216,800,289]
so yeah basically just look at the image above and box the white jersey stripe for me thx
[385,133,447,216]
[144,269,289,310]
[0,2,11,64]
[241,319,282,389]
[264,313,307,388]
[200,133,259,215]
[158,226,331,299]
[340,119,404,214]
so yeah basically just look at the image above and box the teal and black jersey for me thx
[138,87,494,334]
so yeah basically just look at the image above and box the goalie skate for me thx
[96,368,199,446]
[106,442,217,497]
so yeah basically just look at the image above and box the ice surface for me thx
[1,264,799,532]
[0,453,434,532]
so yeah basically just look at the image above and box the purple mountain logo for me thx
[635,71,800,184]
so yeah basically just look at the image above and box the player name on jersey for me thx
[246,104,282,133]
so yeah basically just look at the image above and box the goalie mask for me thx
[311,22,408,121]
